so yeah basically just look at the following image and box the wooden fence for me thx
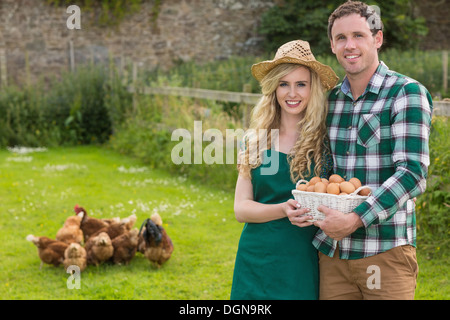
[127,85,450,118]
[128,85,261,105]
[433,101,450,117]
[127,84,260,126]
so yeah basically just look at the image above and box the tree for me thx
[258,0,428,56]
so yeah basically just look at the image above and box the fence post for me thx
[0,29,6,88]
[119,54,124,78]
[132,61,138,113]
[69,39,75,72]
[121,57,129,86]
[0,47,7,88]
[25,50,30,86]
[443,50,448,94]
[242,83,252,128]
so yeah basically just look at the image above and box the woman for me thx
[230,40,338,300]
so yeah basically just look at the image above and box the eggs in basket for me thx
[295,174,371,196]
[291,174,372,221]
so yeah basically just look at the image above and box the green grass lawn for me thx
[0,145,240,299]
[0,146,448,299]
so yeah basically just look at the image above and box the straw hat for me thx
[251,40,339,91]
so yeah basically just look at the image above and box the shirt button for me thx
[346,151,350,155]
[348,126,352,130]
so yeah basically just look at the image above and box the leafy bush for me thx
[0,65,126,148]
[416,116,450,257]
[45,67,113,145]
[0,85,46,147]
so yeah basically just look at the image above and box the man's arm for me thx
[353,82,432,228]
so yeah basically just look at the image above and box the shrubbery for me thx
[0,66,128,147]
[416,116,450,257]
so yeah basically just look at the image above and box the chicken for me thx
[150,212,162,226]
[85,232,114,266]
[137,213,162,254]
[26,235,69,268]
[89,217,131,241]
[138,213,174,268]
[74,204,110,242]
[63,242,87,272]
[123,213,137,231]
[74,205,134,242]
[111,228,139,265]
[56,212,84,244]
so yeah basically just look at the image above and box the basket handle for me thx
[351,185,372,196]
[295,179,309,188]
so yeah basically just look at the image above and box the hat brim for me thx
[251,57,339,91]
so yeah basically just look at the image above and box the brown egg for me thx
[329,174,345,183]
[309,176,321,186]
[339,192,348,196]
[314,182,327,193]
[306,185,315,192]
[358,188,371,196]
[326,183,340,195]
[321,178,329,187]
[297,183,308,191]
[349,177,362,189]
[340,181,356,194]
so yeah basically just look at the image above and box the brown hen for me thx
[74,204,109,242]
[63,242,87,272]
[111,228,139,265]
[56,212,84,244]
[26,235,69,268]
[85,232,114,266]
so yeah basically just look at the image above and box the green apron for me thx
[230,150,319,300]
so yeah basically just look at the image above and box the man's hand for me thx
[313,205,364,241]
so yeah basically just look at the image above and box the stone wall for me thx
[0,0,274,86]
[0,0,447,87]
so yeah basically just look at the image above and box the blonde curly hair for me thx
[238,63,328,182]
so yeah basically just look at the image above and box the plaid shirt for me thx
[313,62,433,259]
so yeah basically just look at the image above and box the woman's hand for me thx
[284,199,314,227]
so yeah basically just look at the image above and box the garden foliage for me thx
[416,117,450,257]
[259,0,428,56]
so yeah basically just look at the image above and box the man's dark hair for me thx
[328,1,384,41]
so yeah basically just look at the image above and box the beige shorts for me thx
[318,245,419,300]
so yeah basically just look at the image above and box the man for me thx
[313,1,433,300]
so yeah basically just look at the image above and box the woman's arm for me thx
[234,174,312,225]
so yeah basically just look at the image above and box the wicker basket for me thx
[291,180,372,221]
